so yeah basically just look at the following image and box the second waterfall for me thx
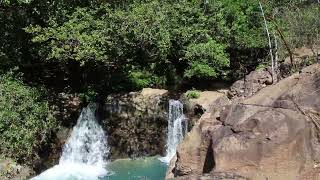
[159,100,188,163]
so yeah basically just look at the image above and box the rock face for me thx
[229,67,272,100]
[0,159,34,180]
[167,64,320,180]
[101,88,169,159]
[166,91,230,179]
[35,88,170,172]
[185,90,229,112]
[36,93,82,172]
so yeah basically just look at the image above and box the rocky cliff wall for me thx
[101,88,169,159]
[167,64,320,180]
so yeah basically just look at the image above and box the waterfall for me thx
[159,100,188,164]
[32,103,110,180]
[59,103,109,165]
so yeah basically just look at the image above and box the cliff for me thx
[101,88,169,159]
[167,64,320,180]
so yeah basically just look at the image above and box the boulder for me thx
[167,64,320,180]
[185,90,229,112]
[101,88,169,159]
[229,68,272,100]
[166,92,231,178]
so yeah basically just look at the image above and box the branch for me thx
[267,16,294,64]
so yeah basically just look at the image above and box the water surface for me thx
[105,157,167,180]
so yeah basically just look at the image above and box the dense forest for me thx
[0,0,319,167]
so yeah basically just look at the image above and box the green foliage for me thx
[25,0,268,87]
[0,0,32,5]
[79,87,98,103]
[0,74,57,163]
[1,0,317,93]
[184,39,229,79]
[186,89,200,99]
[256,63,267,70]
[214,0,266,48]
[128,71,154,89]
[281,5,320,48]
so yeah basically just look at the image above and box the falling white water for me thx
[59,103,109,165]
[32,103,110,180]
[159,100,188,164]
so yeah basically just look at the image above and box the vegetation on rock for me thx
[186,89,200,99]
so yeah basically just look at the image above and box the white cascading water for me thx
[32,103,110,180]
[159,100,188,164]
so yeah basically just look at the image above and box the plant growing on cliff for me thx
[0,74,57,163]
[186,89,200,99]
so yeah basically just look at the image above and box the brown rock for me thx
[0,159,34,180]
[167,64,320,180]
[103,88,169,159]
[166,94,231,178]
[188,91,229,112]
[167,172,248,180]
[229,68,272,100]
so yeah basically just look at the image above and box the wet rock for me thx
[166,93,231,178]
[36,93,82,172]
[50,93,82,127]
[101,88,169,159]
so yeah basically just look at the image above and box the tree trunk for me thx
[273,33,278,82]
[259,1,275,84]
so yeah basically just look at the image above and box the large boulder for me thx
[184,90,229,112]
[101,88,169,159]
[167,64,320,180]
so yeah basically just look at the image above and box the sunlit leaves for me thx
[26,0,267,84]
[184,39,229,79]
[0,74,57,163]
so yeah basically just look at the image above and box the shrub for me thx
[79,87,98,103]
[127,70,166,90]
[256,63,267,70]
[0,74,57,163]
[184,39,229,79]
[281,5,320,49]
[186,89,200,99]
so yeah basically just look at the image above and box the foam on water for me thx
[32,163,109,180]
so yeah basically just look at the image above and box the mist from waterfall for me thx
[32,103,110,180]
[159,100,188,164]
